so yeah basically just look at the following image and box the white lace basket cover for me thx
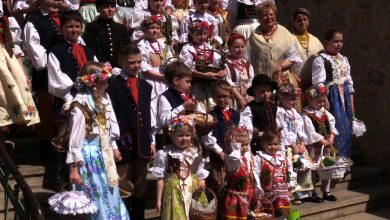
[48,183,98,216]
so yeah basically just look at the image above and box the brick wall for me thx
[274,0,390,179]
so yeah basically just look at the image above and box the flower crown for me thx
[189,19,209,31]
[306,83,328,99]
[141,15,162,27]
[168,115,196,132]
[78,63,113,87]
[278,83,301,97]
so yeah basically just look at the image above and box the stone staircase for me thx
[1,136,390,220]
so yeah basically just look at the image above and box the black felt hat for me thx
[247,74,278,96]
[96,0,116,8]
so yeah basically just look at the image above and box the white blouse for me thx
[149,145,209,179]
[179,42,222,70]
[66,93,120,165]
[224,57,254,97]
[312,52,354,93]
[138,39,173,73]
[276,107,307,150]
[1,16,24,56]
[179,11,219,42]
[302,106,338,145]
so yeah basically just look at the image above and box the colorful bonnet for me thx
[305,83,328,99]
[141,15,162,27]
[77,63,113,87]
[278,83,301,97]
[168,115,196,132]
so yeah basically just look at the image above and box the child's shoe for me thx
[304,195,324,203]
[323,192,337,201]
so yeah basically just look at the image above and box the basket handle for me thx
[192,187,216,202]
[319,145,325,168]
[59,182,93,199]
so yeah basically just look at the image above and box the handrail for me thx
[0,137,45,220]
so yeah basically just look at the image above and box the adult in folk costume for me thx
[291,8,323,90]
[248,1,302,108]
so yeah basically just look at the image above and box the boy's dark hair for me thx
[164,61,192,85]
[60,10,83,27]
[211,80,232,96]
[323,28,343,41]
[117,43,141,57]
[96,0,116,9]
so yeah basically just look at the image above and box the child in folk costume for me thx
[302,83,338,202]
[164,0,193,23]
[157,61,203,149]
[255,129,293,218]
[84,0,130,68]
[240,74,278,148]
[180,20,226,112]
[67,62,130,220]
[201,80,240,195]
[212,126,257,219]
[179,0,221,43]
[129,0,179,43]
[23,0,63,170]
[275,83,308,205]
[150,115,208,220]
[224,32,254,110]
[0,7,39,129]
[107,44,155,219]
[48,10,96,154]
[312,28,355,158]
[138,15,173,129]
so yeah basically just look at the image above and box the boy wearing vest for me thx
[107,44,156,220]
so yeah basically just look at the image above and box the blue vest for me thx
[209,107,240,163]
[107,75,153,162]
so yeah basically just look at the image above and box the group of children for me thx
[0,0,358,219]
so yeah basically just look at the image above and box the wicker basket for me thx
[316,146,348,180]
[187,112,218,136]
[189,188,217,220]
[248,194,274,220]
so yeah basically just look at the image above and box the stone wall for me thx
[274,0,390,178]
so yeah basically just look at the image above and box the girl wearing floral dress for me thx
[150,115,209,219]
[67,62,130,220]
[224,32,254,110]
[312,28,355,157]
[180,20,226,112]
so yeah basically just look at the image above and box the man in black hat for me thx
[240,74,279,151]
[84,0,130,68]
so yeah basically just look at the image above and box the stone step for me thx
[332,207,390,220]
[298,184,390,220]
[0,164,54,192]
[318,166,383,192]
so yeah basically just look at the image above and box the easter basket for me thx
[48,183,97,219]
[316,146,353,180]
[189,187,217,220]
[186,112,218,136]
[248,193,274,220]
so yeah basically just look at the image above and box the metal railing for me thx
[0,135,45,220]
